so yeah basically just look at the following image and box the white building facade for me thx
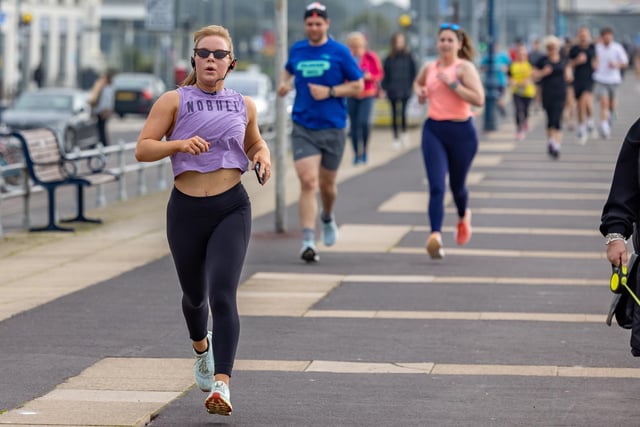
[0,0,102,99]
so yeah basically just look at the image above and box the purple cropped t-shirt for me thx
[169,86,249,177]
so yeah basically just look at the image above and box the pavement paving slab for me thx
[2,78,640,426]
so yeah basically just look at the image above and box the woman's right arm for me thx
[136,90,210,162]
[136,91,179,162]
[413,62,430,103]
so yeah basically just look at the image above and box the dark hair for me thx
[601,27,613,36]
[438,26,475,61]
[389,32,409,58]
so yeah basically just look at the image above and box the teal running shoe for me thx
[205,380,233,416]
[193,331,214,392]
[322,218,339,247]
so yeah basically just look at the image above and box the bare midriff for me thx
[174,169,242,197]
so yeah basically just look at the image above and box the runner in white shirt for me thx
[592,27,628,139]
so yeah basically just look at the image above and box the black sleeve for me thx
[381,57,390,91]
[600,117,640,238]
[409,55,417,83]
[588,44,596,62]
[568,46,578,60]
[534,56,546,70]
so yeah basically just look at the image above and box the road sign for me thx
[145,0,175,31]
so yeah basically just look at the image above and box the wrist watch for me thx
[329,86,336,98]
[449,81,459,90]
[604,233,627,245]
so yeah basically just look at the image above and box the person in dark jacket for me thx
[600,116,640,268]
[600,116,640,356]
[381,32,417,149]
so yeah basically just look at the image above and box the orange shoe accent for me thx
[455,210,472,245]
[205,391,232,416]
[426,234,445,259]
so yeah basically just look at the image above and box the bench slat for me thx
[12,128,119,231]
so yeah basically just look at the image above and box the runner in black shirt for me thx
[569,27,596,144]
[533,35,573,159]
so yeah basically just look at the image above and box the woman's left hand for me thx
[252,152,272,186]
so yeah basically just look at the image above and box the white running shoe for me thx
[578,131,588,145]
[400,132,410,146]
[600,121,611,139]
[426,234,445,260]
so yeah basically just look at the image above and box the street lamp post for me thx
[16,0,33,97]
[483,0,497,132]
[274,0,287,233]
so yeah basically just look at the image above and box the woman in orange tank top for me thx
[412,23,485,260]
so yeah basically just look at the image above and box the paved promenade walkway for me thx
[1,77,640,426]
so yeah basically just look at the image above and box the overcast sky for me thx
[369,0,411,8]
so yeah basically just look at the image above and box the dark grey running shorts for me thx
[291,122,346,171]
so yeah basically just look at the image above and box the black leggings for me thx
[97,116,109,146]
[388,97,409,138]
[542,96,565,131]
[166,183,251,376]
[512,94,532,130]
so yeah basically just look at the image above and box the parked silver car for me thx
[0,87,99,153]
[224,70,276,135]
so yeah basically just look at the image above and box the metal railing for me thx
[0,138,170,237]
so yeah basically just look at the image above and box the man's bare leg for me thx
[295,155,322,231]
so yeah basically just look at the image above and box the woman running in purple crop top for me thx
[135,24,271,417]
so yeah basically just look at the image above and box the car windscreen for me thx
[113,76,152,89]
[224,78,259,97]
[14,94,73,111]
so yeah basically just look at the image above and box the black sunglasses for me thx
[193,48,231,59]
[440,22,460,31]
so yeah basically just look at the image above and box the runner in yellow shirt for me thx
[508,45,536,141]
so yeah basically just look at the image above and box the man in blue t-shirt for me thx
[277,2,363,263]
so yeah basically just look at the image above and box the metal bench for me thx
[12,128,118,232]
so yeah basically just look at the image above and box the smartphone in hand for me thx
[254,162,264,185]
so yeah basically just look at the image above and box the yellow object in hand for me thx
[610,264,640,306]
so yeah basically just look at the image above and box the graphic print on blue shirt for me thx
[286,38,363,129]
[297,60,331,77]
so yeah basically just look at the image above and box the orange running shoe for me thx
[455,210,472,246]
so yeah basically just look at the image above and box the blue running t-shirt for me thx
[285,38,363,130]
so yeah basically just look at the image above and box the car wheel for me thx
[63,128,76,153]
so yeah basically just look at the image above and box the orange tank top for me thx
[425,59,472,121]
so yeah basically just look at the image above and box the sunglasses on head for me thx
[193,48,231,59]
[306,2,326,11]
[440,22,460,31]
